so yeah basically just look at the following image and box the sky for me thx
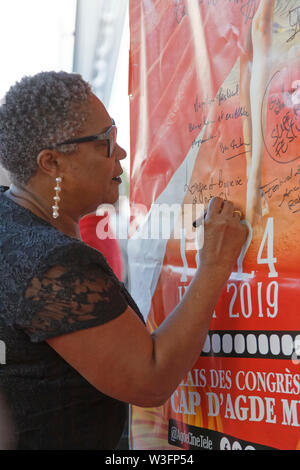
[0,0,77,99]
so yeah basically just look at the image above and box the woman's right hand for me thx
[197,197,249,276]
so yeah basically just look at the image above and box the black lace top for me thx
[0,186,144,450]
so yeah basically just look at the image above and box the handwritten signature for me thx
[193,84,239,113]
[191,133,216,148]
[261,165,300,214]
[184,169,243,204]
[287,5,300,43]
[217,84,239,106]
[193,94,215,113]
[189,117,215,133]
[271,111,300,160]
[269,95,285,116]
[219,136,250,160]
[279,187,300,213]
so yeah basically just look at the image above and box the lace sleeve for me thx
[20,260,128,343]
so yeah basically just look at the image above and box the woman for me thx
[0,71,247,449]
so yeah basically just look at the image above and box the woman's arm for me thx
[47,198,247,407]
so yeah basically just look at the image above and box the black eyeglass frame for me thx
[54,119,117,158]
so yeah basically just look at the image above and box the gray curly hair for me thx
[0,71,92,185]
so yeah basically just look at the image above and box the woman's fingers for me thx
[206,197,244,220]
[198,197,249,269]
[220,199,234,216]
[205,197,224,219]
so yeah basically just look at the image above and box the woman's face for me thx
[60,94,126,217]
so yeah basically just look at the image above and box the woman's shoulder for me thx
[43,231,109,270]
[21,225,110,276]
[0,188,109,274]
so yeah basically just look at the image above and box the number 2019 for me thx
[227,280,278,319]
[228,217,278,319]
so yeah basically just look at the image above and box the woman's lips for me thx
[112,176,122,184]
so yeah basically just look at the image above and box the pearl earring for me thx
[52,177,62,219]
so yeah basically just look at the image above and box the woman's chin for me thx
[96,192,119,208]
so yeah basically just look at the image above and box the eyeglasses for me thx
[54,119,117,158]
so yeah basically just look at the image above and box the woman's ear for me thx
[36,150,60,178]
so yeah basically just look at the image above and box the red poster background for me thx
[129,0,300,450]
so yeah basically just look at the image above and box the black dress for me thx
[0,186,144,450]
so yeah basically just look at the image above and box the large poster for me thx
[128,0,300,450]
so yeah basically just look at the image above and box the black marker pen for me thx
[193,211,207,227]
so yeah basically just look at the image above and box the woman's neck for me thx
[6,184,81,240]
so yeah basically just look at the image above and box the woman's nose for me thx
[115,143,127,161]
